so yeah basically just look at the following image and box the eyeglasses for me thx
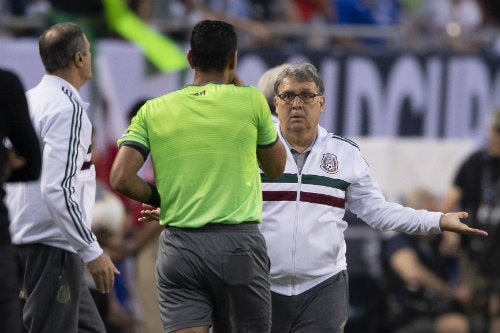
[277,92,321,104]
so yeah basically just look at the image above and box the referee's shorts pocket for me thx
[223,252,253,285]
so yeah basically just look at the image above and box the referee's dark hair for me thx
[39,22,87,73]
[189,20,237,73]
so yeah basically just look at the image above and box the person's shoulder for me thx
[27,82,64,102]
[28,76,63,95]
[144,91,177,108]
[469,149,485,158]
[383,232,413,252]
[232,84,262,95]
[462,149,487,165]
[0,68,23,91]
[214,84,266,105]
[0,68,18,82]
[328,133,360,150]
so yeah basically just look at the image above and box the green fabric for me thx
[261,173,351,191]
[102,0,187,72]
[118,83,278,228]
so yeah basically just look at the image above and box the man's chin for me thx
[287,124,308,132]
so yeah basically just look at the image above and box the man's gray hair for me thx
[39,22,87,73]
[257,63,290,113]
[273,63,324,95]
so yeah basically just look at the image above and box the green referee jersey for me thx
[118,83,279,228]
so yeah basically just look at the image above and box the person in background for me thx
[258,62,487,333]
[93,98,164,333]
[257,63,291,123]
[440,109,500,333]
[6,22,119,333]
[90,178,139,333]
[110,19,286,333]
[46,0,112,42]
[381,187,472,333]
[0,68,42,333]
[342,209,384,333]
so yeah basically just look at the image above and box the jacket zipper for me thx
[292,170,302,294]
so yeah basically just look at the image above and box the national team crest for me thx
[320,153,338,174]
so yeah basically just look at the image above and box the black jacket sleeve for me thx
[0,69,41,182]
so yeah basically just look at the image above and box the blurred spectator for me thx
[247,0,279,21]
[0,0,50,36]
[202,0,273,45]
[475,0,500,53]
[343,210,384,333]
[128,0,153,20]
[477,0,500,27]
[94,98,164,333]
[47,0,113,42]
[89,180,140,333]
[380,187,473,333]
[402,0,483,51]
[332,0,401,50]
[88,134,140,333]
[441,110,500,333]
[284,0,335,23]
[140,0,273,46]
[256,63,291,122]
[280,0,335,48]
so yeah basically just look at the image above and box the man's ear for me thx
[74,51,84,68]
[228,50,237,70]
[318,95,325,113]
[187,50,195,69]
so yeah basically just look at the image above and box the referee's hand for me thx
[139,203,160,223]
[86,253,120,294]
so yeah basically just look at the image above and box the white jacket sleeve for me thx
[346,149,442,235]
[40,100,103,263]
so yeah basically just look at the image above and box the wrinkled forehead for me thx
[278,77,319,93]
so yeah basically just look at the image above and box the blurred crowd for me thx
[2,0,500,52]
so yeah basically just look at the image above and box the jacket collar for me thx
[41,75,89,110]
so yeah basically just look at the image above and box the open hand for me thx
[439,212,488,236]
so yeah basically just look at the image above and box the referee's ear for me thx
[187,50,195,69]
[228,50,237,70]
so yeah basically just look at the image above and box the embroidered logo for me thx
[56,284,71,304]
[320,153,338,174]
[192,90,206,96]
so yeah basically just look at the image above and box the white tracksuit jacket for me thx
[259,125,442,296]
[6,75,102,263]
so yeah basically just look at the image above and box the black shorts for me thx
[156,223,271,333]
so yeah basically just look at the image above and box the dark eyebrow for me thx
[280,89,317,94]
